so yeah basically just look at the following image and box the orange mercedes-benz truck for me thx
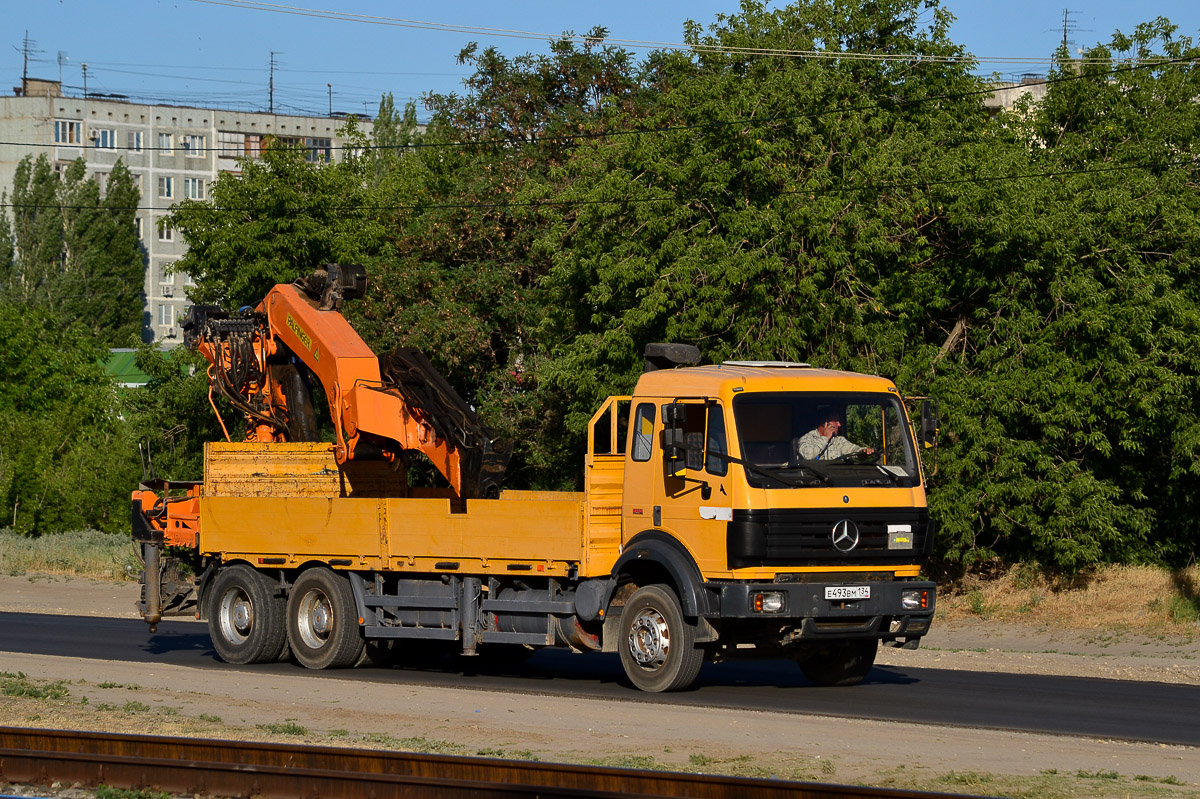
[133,266,938,692]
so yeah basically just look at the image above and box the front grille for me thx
[727,506,932,568]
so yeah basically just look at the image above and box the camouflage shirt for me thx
[794,430,867,461]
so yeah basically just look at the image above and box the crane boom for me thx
[181,264,510,499]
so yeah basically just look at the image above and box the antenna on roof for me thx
[1051,8,1090,54]
[17,31,42,95]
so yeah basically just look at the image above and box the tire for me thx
[618,584,704,692]
[796,639,878,687]
[207,564,288,666]
[286,568,365,669]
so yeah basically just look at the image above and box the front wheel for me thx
[207,564,288,665]
[796,639,878,686]
[286,568,365,669]
[618,584,703,692]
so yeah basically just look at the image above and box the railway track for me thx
[0,727,977,799]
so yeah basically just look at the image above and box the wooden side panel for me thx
[201,496,383,560]
[583,453,624,576]
[204,442,407,498]
[385,496,585,565]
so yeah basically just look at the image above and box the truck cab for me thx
[593,360,936,691]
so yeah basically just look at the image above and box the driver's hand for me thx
[864,447,875,455]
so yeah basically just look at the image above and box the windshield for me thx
[731,392,920,488]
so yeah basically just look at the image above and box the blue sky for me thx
[5,0,1198,120]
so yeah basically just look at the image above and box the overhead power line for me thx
[3,51,1194,158]
[188,0,1193,70]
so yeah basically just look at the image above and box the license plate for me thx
[825,586,870,600]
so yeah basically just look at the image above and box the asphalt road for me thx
[4,610,1198,747]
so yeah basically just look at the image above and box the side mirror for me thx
[662,402,688,426]
[920,399,940,448]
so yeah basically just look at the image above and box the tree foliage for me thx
[0,304,136,534]
[165,127,387,309]
[120,1,1200,569]
[1,153,144,347]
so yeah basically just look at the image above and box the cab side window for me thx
[706,404,728,476]
[631,403,656,462]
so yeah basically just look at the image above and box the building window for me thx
[158,303,175,327]
[183,177,205,200]
[127,131,143,153]
[55,120,82,144]
[94,171,109,196]
[217,131,243,158]
[245,134,263,159]
[182,134,206,156]
[157,222,174,242]
[135,217,144,240]
[158,132,174,153]
[306,137,332,163]
[157,176,174,199]
[94,128,116,150]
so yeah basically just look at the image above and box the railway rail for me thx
[0,727,978,799]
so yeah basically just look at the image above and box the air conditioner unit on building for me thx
[166,327,177,338]
[162,285,174,297]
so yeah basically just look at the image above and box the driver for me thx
[795,409,875,461]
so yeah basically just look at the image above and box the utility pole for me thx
[269,51,278,113]
[328,83,332,117]
[81,62,89,98]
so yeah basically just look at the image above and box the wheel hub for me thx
[310,603,331,636]
[627,608,670,669]
[232,599,252,633]
[296,590,333,649]
[219,589,254,644]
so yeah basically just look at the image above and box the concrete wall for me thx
[0,84,372,344]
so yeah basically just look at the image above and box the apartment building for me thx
[0,77,371,344]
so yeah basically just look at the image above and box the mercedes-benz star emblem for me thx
[831,519,860,552]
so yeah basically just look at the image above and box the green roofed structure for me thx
[104,348,152,388]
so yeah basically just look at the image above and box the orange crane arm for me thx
[182,264,509,499]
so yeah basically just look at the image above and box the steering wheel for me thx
[831,451,879,464]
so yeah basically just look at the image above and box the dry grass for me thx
[938,564,1200,636]
[0,529,139,582]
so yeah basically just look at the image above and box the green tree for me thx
[4,153,63,303]
[2,154,143,346]
[0,303,137,534]
[533,0,985,458]
[925,21,1200,569]
[0,195,13,273]
[125,343,224,482]
[166,128,386,309]
[369,93,421,183]
[354,30,651,486]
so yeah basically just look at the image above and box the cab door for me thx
[621,400,659,542]
[655,400,732,574]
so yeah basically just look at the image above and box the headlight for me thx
[901,589,928,610]
[752,591,786,613]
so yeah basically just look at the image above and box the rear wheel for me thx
[796,639,878,686]
[618,584,703,692]
[287,568,364,669]
[207,564,287,665]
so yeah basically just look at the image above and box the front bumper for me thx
[716,579,936,640]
